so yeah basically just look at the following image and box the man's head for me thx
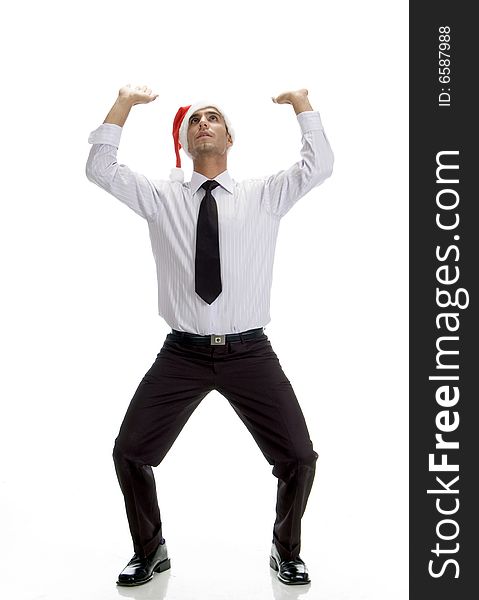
[171,102,235,181]
[185,106,233,160]
[178,102,234,158]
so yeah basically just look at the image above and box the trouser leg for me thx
[112,337,214,558]
[215,334,318,561]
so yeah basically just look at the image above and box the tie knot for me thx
[201,180,220,193]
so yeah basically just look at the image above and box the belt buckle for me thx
[210,334,226,345]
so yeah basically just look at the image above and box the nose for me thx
[199,115,209,128]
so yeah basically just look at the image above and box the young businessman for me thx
[86,84,333,586]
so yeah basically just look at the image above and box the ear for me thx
[226,133,233,148]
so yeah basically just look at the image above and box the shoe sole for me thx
[269,555,311,586]
[116,558,171,587]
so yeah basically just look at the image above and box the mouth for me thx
[196,132,212,139]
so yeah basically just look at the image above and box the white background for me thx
[1,1,408,599]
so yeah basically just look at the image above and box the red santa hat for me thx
[170,102,235,182]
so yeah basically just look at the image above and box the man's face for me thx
[186,107,233,159]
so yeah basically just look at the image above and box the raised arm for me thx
[86,84,166,221]
[103,84,158,126]
[261,88,334,219]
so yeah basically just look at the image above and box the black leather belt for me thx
[170,327,264,346]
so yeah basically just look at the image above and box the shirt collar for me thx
[190,170,234,195]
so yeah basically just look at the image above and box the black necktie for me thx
[195,180,222,304]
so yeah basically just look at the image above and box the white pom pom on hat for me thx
[170,102,234,182]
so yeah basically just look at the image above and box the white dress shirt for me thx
[86,111,333,335]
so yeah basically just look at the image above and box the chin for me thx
[196,144,217,154]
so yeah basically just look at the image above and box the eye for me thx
[209,114,218,121]
[190,117,199,124]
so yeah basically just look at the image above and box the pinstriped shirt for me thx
[86,111,333,335]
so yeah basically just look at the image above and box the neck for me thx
[192,156,228,179]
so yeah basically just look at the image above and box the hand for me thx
[272,89,313,115]
[272,88,309,105]
[118,84,158,106]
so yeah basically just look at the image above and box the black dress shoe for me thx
[116,540,171,586]
[269,542,311,585]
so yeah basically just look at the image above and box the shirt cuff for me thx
[88,123,123,147]
[297,111,324,133]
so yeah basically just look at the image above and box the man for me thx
[85,84,334,587]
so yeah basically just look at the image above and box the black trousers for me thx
[113,331,318,561]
